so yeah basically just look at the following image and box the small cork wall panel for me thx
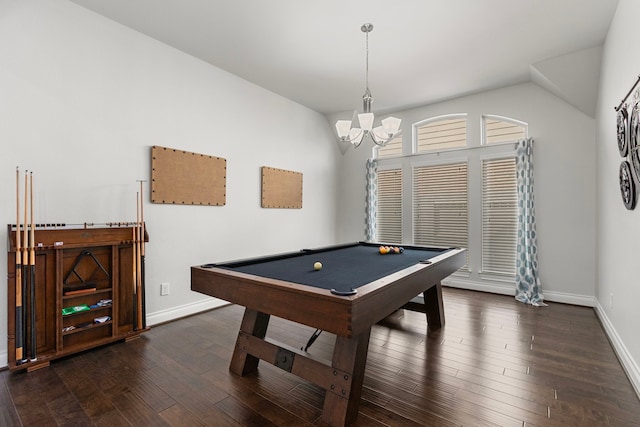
[151,145,226,206]
[261,166,303,209]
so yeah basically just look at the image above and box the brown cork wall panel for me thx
[151,146,226,205]
[261,166,302,209]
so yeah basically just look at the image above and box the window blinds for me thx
[376,169,402,244]
[413,163,468,255]
[484,118,526,144]
[481,157,517,274]
[416,117,467,152]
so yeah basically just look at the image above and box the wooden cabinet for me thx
[6,225,148,371]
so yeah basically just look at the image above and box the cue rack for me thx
[6,171,149,372]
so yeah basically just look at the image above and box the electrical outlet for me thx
[161,282,170,296]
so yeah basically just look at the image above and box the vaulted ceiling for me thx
[70,0,619,117]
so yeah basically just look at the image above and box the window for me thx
[483,115,527,144]
[413,162,468,254]
[415,115,467,153]
[376,135,403,159]
[376,168,402,244]
[372,112,524,290]
[482,157,517,274]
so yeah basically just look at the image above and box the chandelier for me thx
[335,23,402,148]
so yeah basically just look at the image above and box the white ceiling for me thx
[70,0,619,116]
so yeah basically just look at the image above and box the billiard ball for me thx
[314,261,322,270]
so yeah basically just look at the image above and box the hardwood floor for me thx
[2,288,639,426]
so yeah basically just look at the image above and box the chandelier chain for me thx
[365,29,369,92]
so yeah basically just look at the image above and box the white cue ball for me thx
[314,261,322,271]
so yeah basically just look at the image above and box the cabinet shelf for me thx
[62,305,112,317]
[62,320,113,336]
[62,288,112,300]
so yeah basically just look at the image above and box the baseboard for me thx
[540,290,597,307]
[593,300,640,400]
[0,350,6,371]
[146,297,230,326]
[444,277,515,296]
[444,278,597,307]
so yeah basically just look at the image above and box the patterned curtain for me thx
[515,138,546,306]
[365,159,378,242]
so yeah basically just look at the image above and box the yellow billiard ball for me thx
[314,261,322,271]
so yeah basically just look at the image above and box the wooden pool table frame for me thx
[191,242,466,426]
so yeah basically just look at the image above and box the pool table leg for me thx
[321,329,371,426]
[424,281,445,330]
[229,308,270,376]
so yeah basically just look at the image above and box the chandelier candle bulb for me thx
[349,128,364,146]
[382,117,402,134]
[336,120,352,138]
[358,113,374,131]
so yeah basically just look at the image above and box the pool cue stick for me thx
[29,172,37,361]
[132,218,138,331]
[138,180,146,329]
[15,167,24,365]
[21,170,29,363]
[135,192,143,330]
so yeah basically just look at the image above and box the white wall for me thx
[595,0,640,396]
[0,0,340,367]
[333,82,597,304]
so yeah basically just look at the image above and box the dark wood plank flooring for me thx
[2,288,640,426]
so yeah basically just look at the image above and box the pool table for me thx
[191,242,465,426]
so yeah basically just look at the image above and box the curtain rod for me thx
[615,74,640,112]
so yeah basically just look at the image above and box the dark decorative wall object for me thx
[615,75,640,210]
